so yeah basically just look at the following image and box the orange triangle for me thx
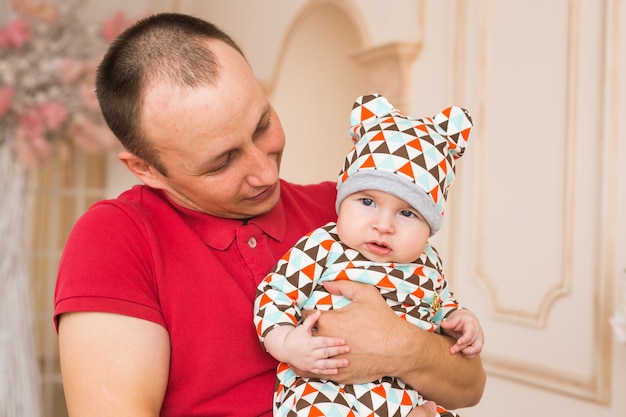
[414,286,424,299]
[308,405,325,417]
[442,106,451,118]
[259,293,273,308]
[317,294,333,305]
[398,162,414,178]
[401,390,414,405]
[430,189,439,204]
[336,270,351,281]
[302,382,318,396]
[461,127,471,140]
[416,124,429,134]
[302,263,316,280]
[321,239,334,251]
[361,106,375,121]
[370,131,386,142]
[371,384,387,398]
[287,289,300,301]
[407,138,423,151]
[377,275,395,288]
[361,154,376,168]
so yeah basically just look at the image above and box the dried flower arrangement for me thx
[0,0,137,168]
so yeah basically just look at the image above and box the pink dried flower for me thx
[12,126,53,169]
[10,0,59,24]
[2,18,32,49]
[0,31,9,48]
[58,58,87,84]
[0,86,15,117]
[101,11,135,43]
[18,107,45,142]
[2,0,139,169]
[29,2,59,24]
[38,101,68,130]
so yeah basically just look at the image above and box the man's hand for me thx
[302,280,411,383]
[302,280,486,409]
[408,402,437,417]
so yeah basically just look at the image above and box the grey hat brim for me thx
[335,170,443,236]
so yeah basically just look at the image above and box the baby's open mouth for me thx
[366,241,392,256]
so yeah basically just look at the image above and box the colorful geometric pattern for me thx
[336,94,472,235]
[254,223,460,417]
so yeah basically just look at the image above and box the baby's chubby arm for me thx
[263,310,351,375]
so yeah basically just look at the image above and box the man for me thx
[54,13,485,417]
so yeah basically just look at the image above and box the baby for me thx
[254,94,484,417]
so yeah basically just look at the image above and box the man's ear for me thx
[118,150,167,190]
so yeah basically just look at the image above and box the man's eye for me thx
[204,154,232,175]
[254,118,271,137]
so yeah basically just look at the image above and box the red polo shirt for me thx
[54,180,337,417]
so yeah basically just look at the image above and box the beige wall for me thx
[102,0,625,416]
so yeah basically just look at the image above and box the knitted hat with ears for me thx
[336,94,473,236]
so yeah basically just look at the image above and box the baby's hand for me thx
[440,309,484,358]
[283,310,350,374]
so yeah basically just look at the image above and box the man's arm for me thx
[310,281,486,409]
[58,312,170,417]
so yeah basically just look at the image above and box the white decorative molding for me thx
[466,0,614,404]
[473,0,579,327]
[349,41,421,112]
[261,0,371,97]
[606,0,624,346]
[610,272,626,344]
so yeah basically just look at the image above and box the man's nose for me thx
[246,146,278,186]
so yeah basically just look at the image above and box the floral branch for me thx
[0,0,138,169]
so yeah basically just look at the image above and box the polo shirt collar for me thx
[165,192,286,250]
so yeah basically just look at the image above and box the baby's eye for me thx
[400,209,416,218]
[360,198,374,207]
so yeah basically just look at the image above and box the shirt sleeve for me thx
[54,200,164,331]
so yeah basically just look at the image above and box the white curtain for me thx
[0,139,41,417]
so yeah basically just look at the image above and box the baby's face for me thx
[336,190,430,263]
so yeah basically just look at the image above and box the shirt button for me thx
[248,237,257,248]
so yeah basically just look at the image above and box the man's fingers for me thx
[406,401,437,417]
[322,280,380,301]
